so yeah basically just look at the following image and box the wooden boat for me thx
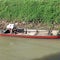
[0,29,60,39]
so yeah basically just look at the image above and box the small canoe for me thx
[0,33,60,39]
[0,29,60,39]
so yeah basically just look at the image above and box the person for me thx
[57,30,60,36]
[12,25,17,34]
[48,28,52,35]
[5,23,15,34]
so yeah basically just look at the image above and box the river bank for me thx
[0,20,60,30]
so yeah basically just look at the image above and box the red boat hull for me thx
[0,34,60,39]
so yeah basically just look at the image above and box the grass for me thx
[0,36,60,60]
[0,0,60,24]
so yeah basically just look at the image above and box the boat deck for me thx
[0,29,60,39]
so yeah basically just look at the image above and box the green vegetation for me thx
[0,0,60,24]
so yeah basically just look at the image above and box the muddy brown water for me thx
[0,36,60,60]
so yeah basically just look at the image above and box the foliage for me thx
[0,0,60,24]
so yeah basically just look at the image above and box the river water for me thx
[0,37,60,60]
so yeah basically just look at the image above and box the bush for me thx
[0,0,60,24]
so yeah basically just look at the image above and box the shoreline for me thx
[0,20,60,30]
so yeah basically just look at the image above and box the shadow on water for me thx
[32,52,60,60]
